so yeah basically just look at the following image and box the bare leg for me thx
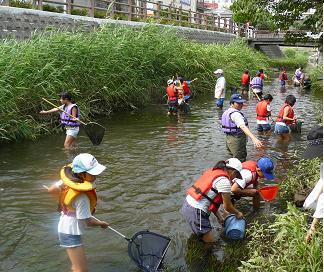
[253,184,261,210]
[202,231,215,243]
[66,246,88,272]
[305,218,319,243]
[64,135,76,149]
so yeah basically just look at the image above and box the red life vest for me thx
[187,169,229,213]
[241,73,250,85]
[182,81,190,96]
[276,103,294,124]
[256,100,270,121]
[279,72,288,81]
[166,85,177,101]
[260,73,265,80]
[242,161,259,187]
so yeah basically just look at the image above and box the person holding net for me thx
[40,92,80,149]
[45,153,109,272]
[181,159,244,243]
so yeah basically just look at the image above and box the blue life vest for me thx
[60,104,80,127]
[250,77,263,90]
[221,107,248,135]
[295,70,303,80]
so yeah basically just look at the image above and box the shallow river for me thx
[0,79,321,271]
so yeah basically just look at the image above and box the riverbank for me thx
[1,24,271,142]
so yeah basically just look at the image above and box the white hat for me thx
[72,153,106,176]
[167,79,173,85]
[225,158,242,172]
[214,69,223,75]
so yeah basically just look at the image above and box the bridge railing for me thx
[2,0,244,34]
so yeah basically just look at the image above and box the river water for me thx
[0,78,321,272]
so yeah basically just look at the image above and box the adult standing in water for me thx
[46,153,109,272]
[40,92,80,149]
[274,94,297,140]
[214,69,226,109]
[221,94,263,162]
[250,71,263,99]
[181,159,244,243]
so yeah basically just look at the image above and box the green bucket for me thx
[290,121,303,133]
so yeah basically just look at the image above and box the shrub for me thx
[9,0,33,8]
[43,4,64,13]
[71,8,88,16]
[283,48,296,58]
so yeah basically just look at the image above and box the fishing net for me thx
[128,231,171,272]
[84,122,106,145]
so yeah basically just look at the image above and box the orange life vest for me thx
[242,161,259,187]
[241,73,250,85]
[182,81,190,96]
[166,85,177,101]
[58,165,97,216]
[187,169,229,212]
[276,103,294,125]
[256,100,270,121]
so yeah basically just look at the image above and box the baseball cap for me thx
[226,158,243,178]
[302,126,323,159]
[214,69,223,75]
[257,157,274,180]
[72,153,106,176]
[230,94,246,104]
[167,79,173,85]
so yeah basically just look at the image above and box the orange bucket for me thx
[259,185,279,202]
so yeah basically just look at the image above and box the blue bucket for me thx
[224,215,246,240]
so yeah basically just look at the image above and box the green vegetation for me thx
[280,159,321,202]
[309,66,323,94]
[239,204,323,272]
[43,4,64,13]
[0,26,268,141]
[268,48,309,70]
[9,0,33,9]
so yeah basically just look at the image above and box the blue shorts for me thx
[215,98,225,107]
[181,200,212,236]
[274,123,289,134]
[58,233,83,248]
[184,95,191,102]
[257,124,271,132]
[280,80,286,87]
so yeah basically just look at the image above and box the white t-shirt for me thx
[231,111,247,128]
[215,76,226,99]
[186,176,232,213]
[257,104,271,125]
[56,180,92,235]
[233,169,254,189]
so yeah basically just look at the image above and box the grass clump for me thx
[269,48,309,70]
[309,65,323,95]
[0,25,269,142]
[280,158,321,202]
[239,204,323,272]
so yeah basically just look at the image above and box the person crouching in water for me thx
[177,90,189,114]
[46,153,109,272]
[250,71,263,99]
[181,159,244,243]
[231,157,275,210]
[256,94,273,132]
[274,95,297,140]
[40,92,80,149]
[222,94,263,162]
[178,76,196,103]
[166,79,178,116]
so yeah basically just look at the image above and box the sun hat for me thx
[230,94,246,104]
[257,157,274,180]
[214,69,223,75]
[302,126,323,159]
[167,79,173,85]
[72,153,106,175]
[226,158,243,178]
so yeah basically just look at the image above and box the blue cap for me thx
[257,157,274,180]
[230,94,246,104]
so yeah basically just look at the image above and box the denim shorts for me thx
[274,123,289,134]
[215,98,225,107]
[58,233,83,248]
[180,200,212,236]
[257,123,271,132]
[65,126,80,138]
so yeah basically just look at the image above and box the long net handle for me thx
[42,98,87,125]
[91,216,128,240]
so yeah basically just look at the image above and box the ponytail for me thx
[212,160,227,171]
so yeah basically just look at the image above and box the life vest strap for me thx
[191,185,220,207]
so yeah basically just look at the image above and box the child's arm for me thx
[40,107,60,114]
[86,217,109,229]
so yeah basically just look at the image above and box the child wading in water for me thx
[46,153,109,272]
[40,92,80,149]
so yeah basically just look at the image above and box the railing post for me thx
[89,0,94,17]
[38,0,43,10]
[204,14,208,30]
[67,0,72,14]
[229,19,233,33]
[217,16,220,30]
[212,15,216,31]
[143,0,147,20]
[156,1,161,20]
[188,8,191,27]
[168,4,172,23]
[179,5,182,25]
[128,0,132,20]
[110,0,115,18]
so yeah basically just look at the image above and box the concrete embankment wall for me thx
[0,6,237,44]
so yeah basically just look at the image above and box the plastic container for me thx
[224,215,246,240]
[259,185,279,202]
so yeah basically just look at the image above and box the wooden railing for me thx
[4,0,243,34]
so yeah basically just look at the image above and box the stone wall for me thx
[0,6,237,44]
